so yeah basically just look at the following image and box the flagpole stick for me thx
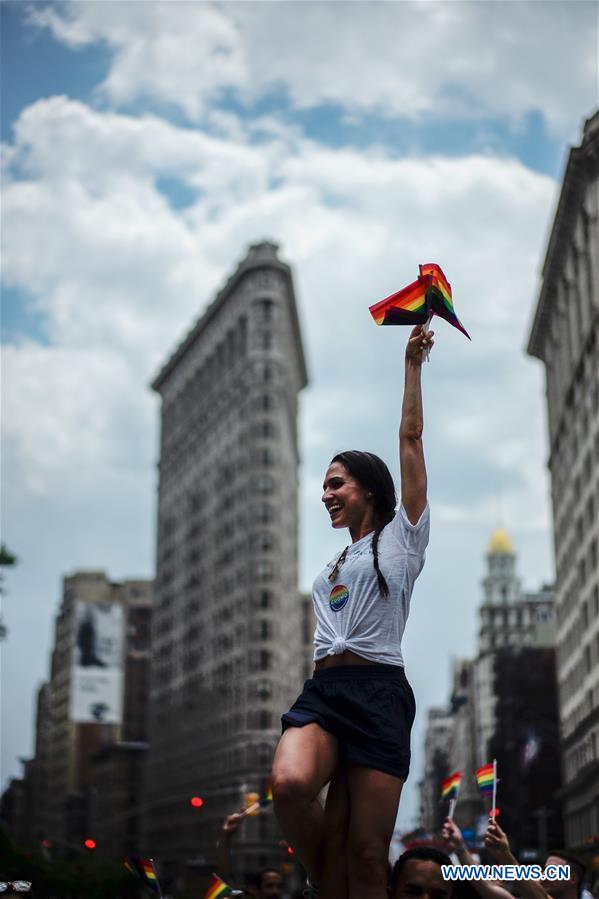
[491,758,497,818]
[240,800,261,817]
[152,860,165,899]
[424,312,433,363]
[448,797,456,820]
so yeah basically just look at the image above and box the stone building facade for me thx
[527,110,599,846]
[144,242,308,885]
[419,706,453,832]
[3,571,153,854]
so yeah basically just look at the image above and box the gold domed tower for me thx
[483,526,519,604]
[487,527,514,555]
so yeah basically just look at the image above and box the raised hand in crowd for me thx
[216,810,247,887]
[484,819,550,899]
[441,817,512,899]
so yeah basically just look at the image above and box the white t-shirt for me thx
[312,504,430,666]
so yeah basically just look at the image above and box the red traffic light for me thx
[84,838,96,850]
[190,796,204,808]
[287,846,294,855]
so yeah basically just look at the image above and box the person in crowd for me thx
[484,818,586,899]
[272,324,434,899]
[542,851,586,899]
[390,846,453,899]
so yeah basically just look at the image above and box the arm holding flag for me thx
[216,812,246,889]
[484,820,551,899]
[441,818,513,899]
[400,325,433,524]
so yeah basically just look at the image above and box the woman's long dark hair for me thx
[331,450,396,597]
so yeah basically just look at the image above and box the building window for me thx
[257,560,273,580]
[257,475,272,494]
[260,710,271,729]
[259,503,272,524]
[260,650,271,671]
[259,532,272,551]
[258,299,273,322]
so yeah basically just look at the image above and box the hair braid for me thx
[371,526,389,598]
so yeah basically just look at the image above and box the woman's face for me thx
[322,461,373,531]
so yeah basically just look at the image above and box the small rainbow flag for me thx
[419,263,470,339]
[123,856,161,894]
[204,873,242,898]
[476,762,495,795]
[260,777,273,807]
[440,771,463,801]
[369,276,431,326]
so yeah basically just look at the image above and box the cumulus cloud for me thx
[28,1,597,137]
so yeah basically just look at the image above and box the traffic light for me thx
[190,796,204,808]
[84,838,96,850]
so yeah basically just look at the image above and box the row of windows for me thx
[551,362,598,473]
[558,595,596,669]
[562,684,598,741]
[559,637,599,707]
[545,247,596,422]
[564,725,598,783]
[162,317,248,431]
[556,543,599,623]
[554,441,598,522]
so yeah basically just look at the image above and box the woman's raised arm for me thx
[399,324,433,524]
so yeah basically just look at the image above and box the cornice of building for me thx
[527,110,599,361]
[152,241,308,392]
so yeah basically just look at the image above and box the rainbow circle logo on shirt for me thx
[329,585,349,612]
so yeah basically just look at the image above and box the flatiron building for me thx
[145,242,308,883]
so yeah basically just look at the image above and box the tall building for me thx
[421,529,561,848]
[527,110,599,845]
[448,658,480,830]
[18,570,152,852]
[145,242,308,885]
[419,707,452,832]
[474,529,555,766]
[488,646,563,854]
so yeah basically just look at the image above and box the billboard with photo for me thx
[70,601,124,724]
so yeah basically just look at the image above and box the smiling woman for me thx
[271,324,434,899]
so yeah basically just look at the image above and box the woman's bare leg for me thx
[271,723,339,883]
[319,767,350,899]
[346,764,404,899]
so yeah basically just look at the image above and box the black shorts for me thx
[281,664,416,780]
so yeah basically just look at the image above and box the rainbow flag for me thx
[419,263,470,339]
[123,856,161,894]
[476,763,495,795]
[204,873,242,898]
[260,777,273,807]
[369,276,430,326]
[440,771,463,801]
